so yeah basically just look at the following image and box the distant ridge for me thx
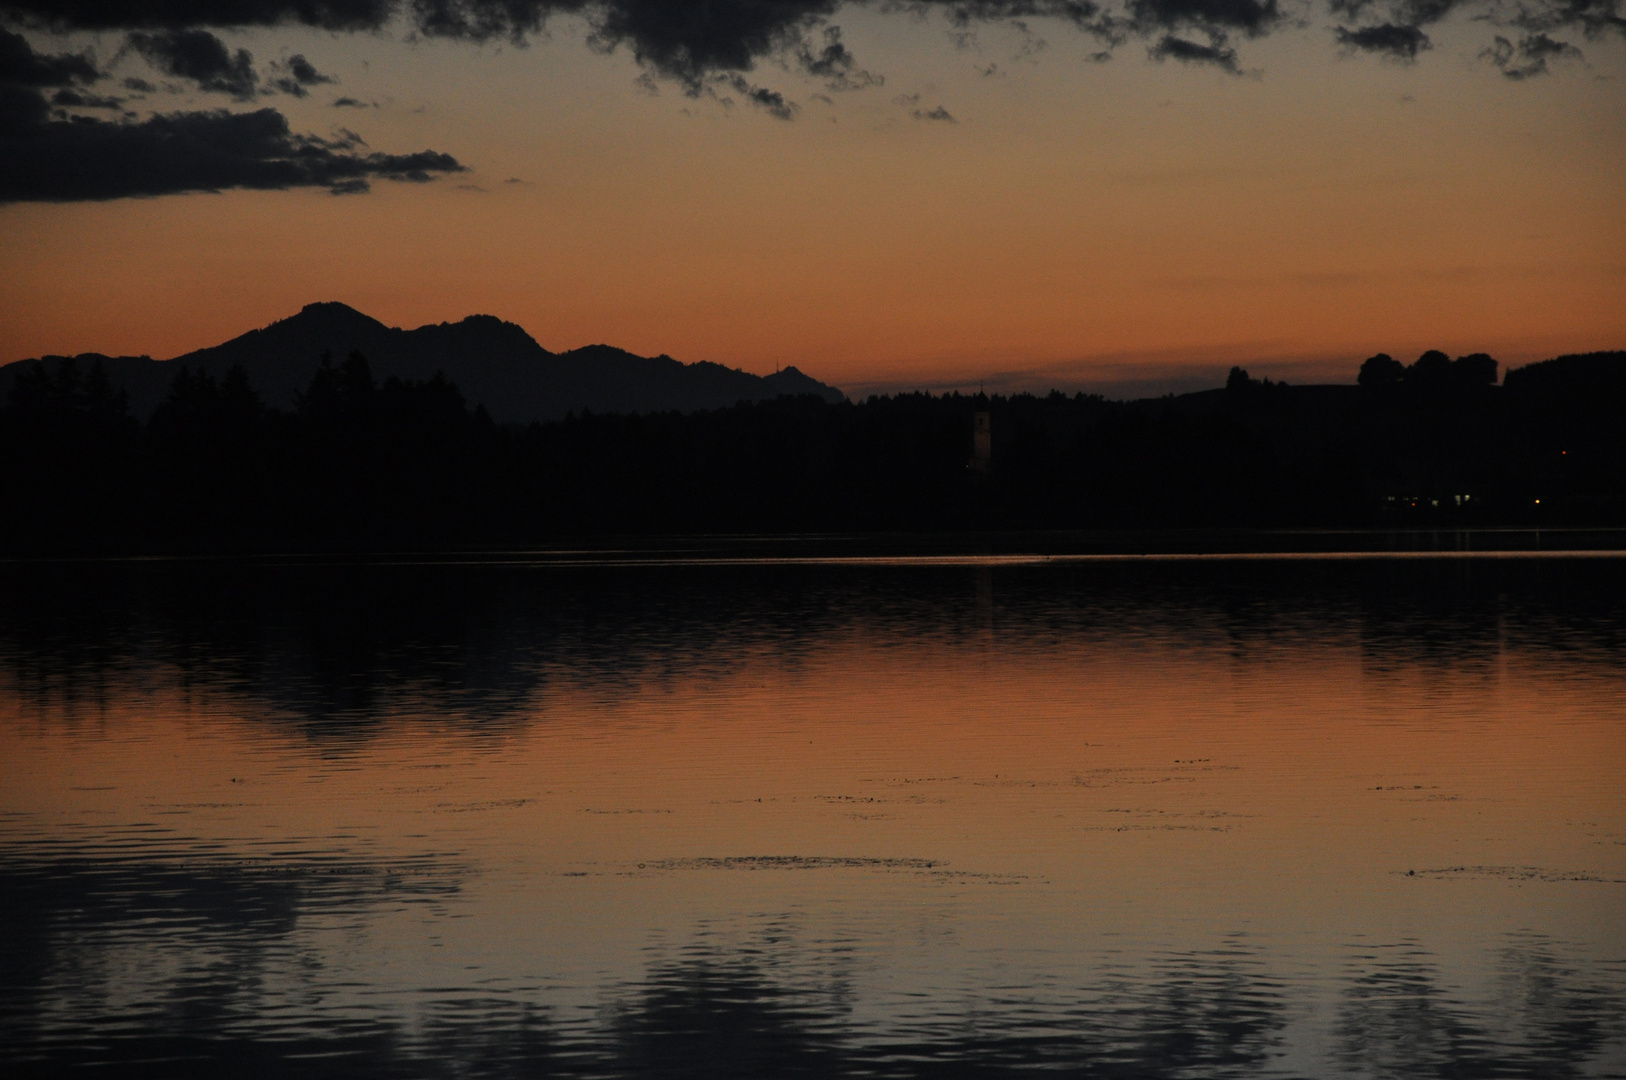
[0,302,846,423]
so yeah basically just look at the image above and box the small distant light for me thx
[1535,499,1541,505]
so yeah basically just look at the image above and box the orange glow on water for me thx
[3,557,1623,1072]
[6,628,1620,948]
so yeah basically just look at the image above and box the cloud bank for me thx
[6,0,1617,81]
[0,28,464,202]
[2,0,1620,201]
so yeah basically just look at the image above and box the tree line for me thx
[2,348,1621,553]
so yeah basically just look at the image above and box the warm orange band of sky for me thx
[1,4,1622,396]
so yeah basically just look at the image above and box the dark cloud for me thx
[893,92,955,119]
[1149,32,1242,70]
[0,27,99,86]
[127,29,259,99]
[0,1,396,32]
[1335,21,1431,57]
[288,54,332,83]
[0,0,1618,144]
[51,86,125,108]
[584,1,832,92]
[1130,0,1279,35]
[795,25,880,89]
[0,28,462,201]
[0,0,1130,92]
[0,106,464,200]
[1325,0,1612,68]
[1325,0,1613,74]
[952,0,1122,45]
[940,0,1120,44]
[122,76,156,91]
[718,72,797,118]
[269,53,336,95]
[1511,0,1625,38]
[1482,31,1582,76]
[1385,0,1463,26]
[410,0,574,41]
[332,94,374,106]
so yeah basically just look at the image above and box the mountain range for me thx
[0,303,845,423]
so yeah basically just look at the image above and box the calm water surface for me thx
[2,551,1623,1077]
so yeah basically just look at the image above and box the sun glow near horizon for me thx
[1,3,1622,390]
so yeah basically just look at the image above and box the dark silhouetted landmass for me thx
[0,344,1621,553]
[0,302,845,423]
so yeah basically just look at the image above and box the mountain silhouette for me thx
[0,302,845,423]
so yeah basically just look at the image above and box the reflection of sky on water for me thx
[1,553,1623,1076]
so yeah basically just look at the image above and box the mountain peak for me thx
[7,302,846,423]
[286,301,388,331]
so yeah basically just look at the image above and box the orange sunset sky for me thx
[1,1,1622,396]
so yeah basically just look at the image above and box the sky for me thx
[1,0,1622,397]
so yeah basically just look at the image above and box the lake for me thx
[2,542,1623,1077]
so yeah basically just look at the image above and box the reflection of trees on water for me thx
[2,557,1623,742]
[1336,937,1622,1078]
[5,855,1621,1080]
[845,940,1291,1078]
[0,847,467,1079]
[604,951,851,1079]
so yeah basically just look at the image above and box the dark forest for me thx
[3,348,1622,554]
